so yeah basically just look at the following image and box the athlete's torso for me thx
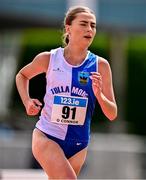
[36,47,98,142]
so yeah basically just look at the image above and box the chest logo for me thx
[52,67,64,72]
[78,71,89,85]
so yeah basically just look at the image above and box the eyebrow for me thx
[79,20,96,25]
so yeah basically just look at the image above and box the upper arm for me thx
[18,52,50,79]
[98,57,116,102]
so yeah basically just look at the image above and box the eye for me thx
[91,24,96,28]
[80,23,86,26]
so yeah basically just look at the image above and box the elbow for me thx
[15,73,19,80]
[15,73,19,84]
[15,71,26,83]
[15,71,21,80]
[15,72,26,88]
[108,105,118,121]
[108,113,117,121]
[15,72,21,85]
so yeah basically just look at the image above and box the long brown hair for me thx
[62,6,95,46]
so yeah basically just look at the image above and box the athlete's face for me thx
[66,12,96,47]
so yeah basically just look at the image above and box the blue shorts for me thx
[40,130,88,159]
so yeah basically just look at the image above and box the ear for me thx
[65,24,71,34]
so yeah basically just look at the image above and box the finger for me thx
[90,75,102,82]
[31,105,41,112]
[92,81,100,86]
[90,72,101,76]
[28,109,40,116]
[33,99,42,106]
[91,74,102,79]
[91,77,101,83]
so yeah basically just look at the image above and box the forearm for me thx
[15,72,30,108]
[96,93,117,121]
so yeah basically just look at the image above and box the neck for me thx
[64,45,88,66]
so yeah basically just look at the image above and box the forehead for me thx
[74,12,96,23]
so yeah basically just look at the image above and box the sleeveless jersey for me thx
[36,47,98,142]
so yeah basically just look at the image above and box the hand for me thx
[90,72,102,98]
[25,98,42,116]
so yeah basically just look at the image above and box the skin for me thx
[16,11,117,179]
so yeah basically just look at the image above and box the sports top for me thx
[36,47,98,142]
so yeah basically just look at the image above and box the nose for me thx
[87,24,92,32]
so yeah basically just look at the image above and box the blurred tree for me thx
[127,35,146,135]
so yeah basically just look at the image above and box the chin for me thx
[84,41,92,47]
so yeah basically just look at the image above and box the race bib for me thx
[51,95,88,125]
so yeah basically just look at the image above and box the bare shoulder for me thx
[33,51,50,72]
[18,51,51,80]
[35,51,50,59]
[98,56,110,67]
[98,56,111,74]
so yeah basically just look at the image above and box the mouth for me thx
[84,35,92,39]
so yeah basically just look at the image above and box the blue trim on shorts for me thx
[38,129,88,159]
